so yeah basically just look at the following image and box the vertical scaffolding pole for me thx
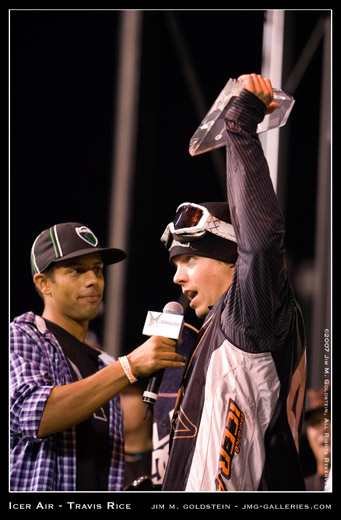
[310,16,331,389]
[260,10,285,191]
[103,11,143,356]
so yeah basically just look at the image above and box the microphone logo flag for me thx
[143,311,184,340]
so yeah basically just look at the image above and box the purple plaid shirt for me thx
[10,312,125,491]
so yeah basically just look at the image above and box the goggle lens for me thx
[173,205,204,230]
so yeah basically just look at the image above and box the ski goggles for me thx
[160,202,237,249]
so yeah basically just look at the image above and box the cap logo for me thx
[76,226,98,247]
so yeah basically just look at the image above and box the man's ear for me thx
[33,273,52,297]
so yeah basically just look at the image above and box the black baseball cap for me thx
[30,222,126,276]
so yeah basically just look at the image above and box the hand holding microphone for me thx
[126,301,185,379]
[141,302,185,418]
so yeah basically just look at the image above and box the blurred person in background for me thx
[304,385,331,491]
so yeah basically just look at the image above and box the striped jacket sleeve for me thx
[223,89,294,351]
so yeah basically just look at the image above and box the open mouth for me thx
[184,290,198,307]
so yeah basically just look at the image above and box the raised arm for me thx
[223,74,293,348]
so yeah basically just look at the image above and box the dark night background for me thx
[8,8,333,496]
[10,9,331,394]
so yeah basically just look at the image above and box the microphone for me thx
[142,301,184,419]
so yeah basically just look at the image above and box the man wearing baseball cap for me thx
[10,222,185,491]
[160,74,307,491]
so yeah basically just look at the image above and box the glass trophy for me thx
[189,78,295,156]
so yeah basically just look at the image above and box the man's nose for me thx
[84,269,99,285]
[173,265,186,286]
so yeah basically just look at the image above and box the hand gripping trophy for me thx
[189,77,295,157]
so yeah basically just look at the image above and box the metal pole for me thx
[103,10,143,356]
[260,10,285,191]
[310,16,331,390]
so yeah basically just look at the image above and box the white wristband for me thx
[119,356,138,384]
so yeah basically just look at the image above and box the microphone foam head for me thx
[163,301,184,315]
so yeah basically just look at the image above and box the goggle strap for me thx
[206,217,237,243]
[160,226,171,246]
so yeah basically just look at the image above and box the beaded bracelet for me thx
[119,356,138,384]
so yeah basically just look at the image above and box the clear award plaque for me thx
[189,78,295,156]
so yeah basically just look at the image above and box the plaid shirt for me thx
[10,312,125,491]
